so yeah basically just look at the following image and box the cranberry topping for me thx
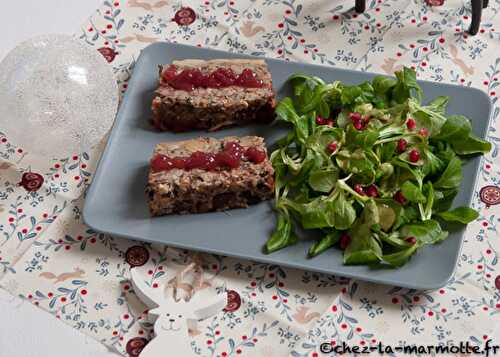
[186,151,217,170]
[151,154,174,172]
[217,141,245,168]
[169,68,205,91]
[245,147,266,163]
[397,138,407,153]
[162,64,177,82]
[162,66,264,91]
[215,151,241,169]
[224,141,245,158]
[151,142,266,173]
[409,149,420,162]
[235,68,264,88]
[172,157,187,169]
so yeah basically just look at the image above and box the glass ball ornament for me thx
[0,34,118,161]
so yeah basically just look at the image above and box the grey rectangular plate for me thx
[83,42,491,289]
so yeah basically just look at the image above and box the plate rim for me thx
[83,41,493,290]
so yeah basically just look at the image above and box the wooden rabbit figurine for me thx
[130,267,227,357]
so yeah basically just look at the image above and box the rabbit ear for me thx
[190,289,227,321]
[130,267,165,308]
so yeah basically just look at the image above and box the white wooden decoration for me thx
[130,267,227,357]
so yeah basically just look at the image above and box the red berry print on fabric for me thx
[125,246,150,267]
[19,172,44,192]
[126,337,149,357]
[480,186,500,207]
[174,7,196,26]
[224,290,241,312]
[97,47,117,63]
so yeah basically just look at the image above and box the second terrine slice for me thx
[146,136,275,216]
[151,59,276,132]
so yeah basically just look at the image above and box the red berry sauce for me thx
[161,65,264,91]
[151,142,266,173]
[245,147,267,163]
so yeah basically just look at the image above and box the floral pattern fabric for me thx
[1,0,500,356]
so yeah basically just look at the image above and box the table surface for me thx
[0,2,118,356]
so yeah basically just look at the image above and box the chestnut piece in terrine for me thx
[151,59,276,132]
[146,136,275,216]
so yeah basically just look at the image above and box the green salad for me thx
[266,67,491,267]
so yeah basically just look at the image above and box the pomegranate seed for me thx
[349,112,362,122]
[406,118,416,130]
[327,142,338,153]
[353,120,363,130]
[354,184,364,195]
[394,190,406,205]
[406,236,417,245]
[365,185,379,197]
[340,234,351,249]
[418,127,429,137]
[409,149,420,162]
[397,139,408,153]
[315,116,327,125]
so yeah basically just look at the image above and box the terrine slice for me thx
[151,59,276,132]
[146,136,275,216]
